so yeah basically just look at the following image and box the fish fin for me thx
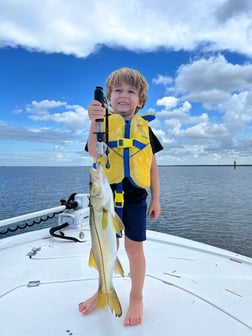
[88,249,98,269]
[112,213,125,234]
[102,209,108,230]
[97,288,122,317]
[114,257,124,277]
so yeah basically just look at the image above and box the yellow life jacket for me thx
[103,113,153,189]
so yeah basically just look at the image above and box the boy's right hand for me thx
[88,100,107,122]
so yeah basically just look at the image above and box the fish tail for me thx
[97,288,122,317]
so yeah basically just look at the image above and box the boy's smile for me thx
[118,101,130,108]
[110,84,142,119]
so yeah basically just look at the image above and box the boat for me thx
[0,192,251,335]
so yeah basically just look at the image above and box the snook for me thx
[88,164,125,317]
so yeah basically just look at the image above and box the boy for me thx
[79,67,163,326]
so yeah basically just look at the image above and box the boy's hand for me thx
[88,100,107,121]
[148,199,161,220]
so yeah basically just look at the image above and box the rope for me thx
[0,210,64,236]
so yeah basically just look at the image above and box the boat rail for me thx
[0,193,90,240]
[0,205,66,228]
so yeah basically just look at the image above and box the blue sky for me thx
[0,0,252,166]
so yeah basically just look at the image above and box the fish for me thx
[88,163,125,317]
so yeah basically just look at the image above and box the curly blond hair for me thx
[106,67,149,112]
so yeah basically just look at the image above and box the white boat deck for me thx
[0,228,252,336]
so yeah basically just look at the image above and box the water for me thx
[149,166,252,258]
[0,166,251,258]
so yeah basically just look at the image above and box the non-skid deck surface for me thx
[1,229,252,335]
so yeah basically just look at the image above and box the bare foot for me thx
[124,298,143,326]
[78,292,98,315]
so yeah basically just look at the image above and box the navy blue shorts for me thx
[116,200,147,242]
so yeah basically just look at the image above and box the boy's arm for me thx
[148,155,161,220]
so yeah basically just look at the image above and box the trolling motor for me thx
[94,86,110,168]
[49,193,89,242]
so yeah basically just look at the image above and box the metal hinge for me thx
[27,280,40,287]
[27,247,41,258]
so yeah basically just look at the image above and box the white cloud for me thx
[152,75,173,86]
[0,99,90,161]
[156,96,178,109]
[149,53,252,164]
[221,91,252,131]
[0,0,252,57]
[26,100,89,131]
[179,122,228,139]
[174,55,252,104]
[215,0,252,22]
[0,120,71,142]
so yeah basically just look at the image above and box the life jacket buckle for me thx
[117,138,133,148]
[114,191,124,208]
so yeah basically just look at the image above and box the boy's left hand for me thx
[148,200,161,220]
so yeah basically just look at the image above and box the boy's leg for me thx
[124,236,146,326]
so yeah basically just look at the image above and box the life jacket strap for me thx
[114,183,124,222]
[108,138,146,149]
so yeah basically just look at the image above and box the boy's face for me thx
[109,83,142,120]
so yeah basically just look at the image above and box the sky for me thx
[0,0,252,166]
